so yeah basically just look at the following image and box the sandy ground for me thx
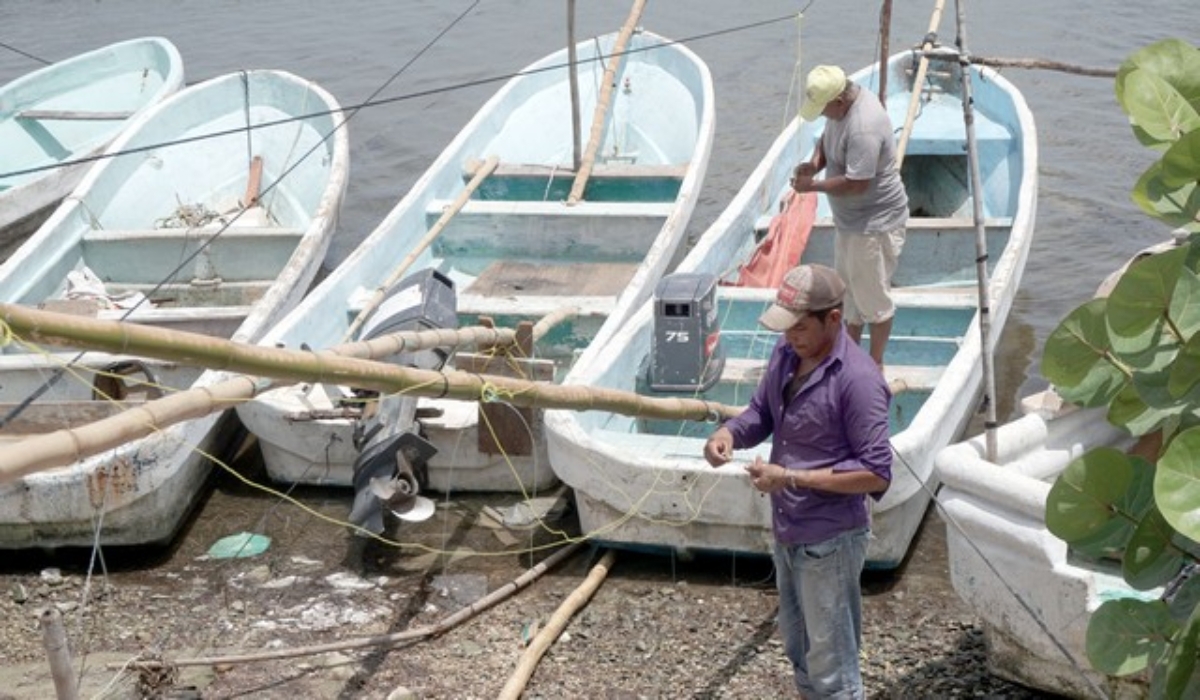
[0,452,1061,700]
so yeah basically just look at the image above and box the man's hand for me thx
[703,427,734,467]
[791,162,817,193]
[794,162,817,178]
[745,456,790,493]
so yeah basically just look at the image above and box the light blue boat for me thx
[0,69,349,549]
[236,29,714,508]
[0,37,184,255]
[545,48,1038,570]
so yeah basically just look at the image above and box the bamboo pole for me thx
[877,0,892,102]
[108,540,585,671]
[568,0,581,172]
[40,608,78,700]
[0,304,739,481]
[565,0,647,205]
[343,154,499,341]
[924,52,1116,78]
[894,0,947,168]
[498,548,617,700]
[951,1,997,461]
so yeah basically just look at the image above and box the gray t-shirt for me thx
[821,87,909,234]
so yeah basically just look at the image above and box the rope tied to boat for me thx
[479,379,512,404]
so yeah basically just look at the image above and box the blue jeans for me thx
[773,528,869,699]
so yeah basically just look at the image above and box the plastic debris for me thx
[207,532,271,559]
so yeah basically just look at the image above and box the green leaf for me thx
[1168,571,1200,623]
[1161,129,1200,189]
[1075,451,1156,561]
[1086,598,1177,675]
[1124,507,1186,590]
[1132,162,1200,227]
[1109,381,1173,437]
[1047,448,1138,542]
[1042,298,1128,407]
[1121,69,1200,147]
[1133,366,1192,413]
[1163,605,1200,698]
[1107,246,1187,353]
[1116,40,1200,140]
[1157,427,1200,540]
[1170,331,1200,401]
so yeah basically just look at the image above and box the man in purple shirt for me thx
[703,263,892,699]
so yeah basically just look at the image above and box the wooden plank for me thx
[466,260,638,297]
[810,216,1014,230]
[463,158,688,181]
[907,216,1013,229]
[16,109,135,121]
[243,155,264,207]
[455,339,554,456]
[83,227,304,242]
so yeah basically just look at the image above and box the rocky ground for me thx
[0,458,1062,700]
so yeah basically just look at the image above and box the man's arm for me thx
[792,173,870,197]
[745,457,889,494]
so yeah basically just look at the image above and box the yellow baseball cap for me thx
[799,65,848,121]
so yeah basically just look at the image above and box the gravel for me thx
[0,472,1061,699]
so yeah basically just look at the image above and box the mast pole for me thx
[878,0,892,101]
[568,0,581,171]
[952,0,999,460]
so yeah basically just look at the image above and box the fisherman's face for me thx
[784,309,840,360]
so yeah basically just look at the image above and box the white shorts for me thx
[833,227,905,325]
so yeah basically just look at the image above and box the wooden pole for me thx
[40,608,78,700]
[109,541,586,670]
[877,0,892,102]
[498,549,617,700]
[567,0,582,172]
[951,1,998,461]
[343,154,499,342]
[565,0,648,205]
[895,0,947,168]
[243,155,263,208]
[0,304,740,481]
[924,52,1116,78]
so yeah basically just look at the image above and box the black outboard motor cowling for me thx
[347,269,458,534]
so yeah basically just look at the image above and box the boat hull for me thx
[238,29,714,496]
[0,69,349,549]
[545,49,1038,569]
[935,396,1150,698]
[0,37,185,254]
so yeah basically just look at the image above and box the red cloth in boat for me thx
[734,190,817,288]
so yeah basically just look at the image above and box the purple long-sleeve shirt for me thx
[722,328,893,545]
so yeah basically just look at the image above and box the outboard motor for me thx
[648,272,724,392]
[347,269,457,535]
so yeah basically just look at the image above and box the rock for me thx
[39,568,64,586]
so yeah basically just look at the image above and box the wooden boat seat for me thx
[463,158,689,181]
[36,298,251,336]
[719,357,945,394]
[16,109,136,121]
[754,214,1014,238]
[98,305,251,338]
[901,103,1012,156]
[82,226,304,284]
[464,260,638,297]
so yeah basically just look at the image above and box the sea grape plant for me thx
[1041,38,1200,698]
